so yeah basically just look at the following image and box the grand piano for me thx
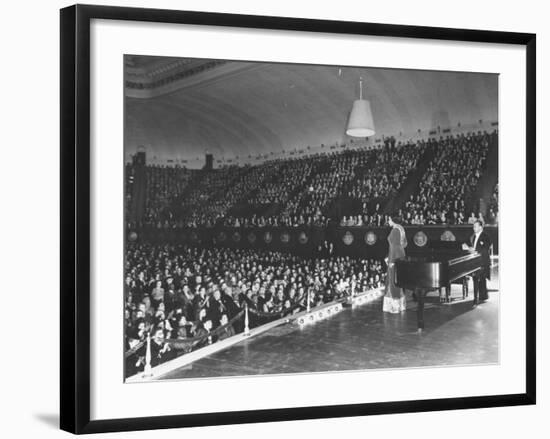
[394,241,482,331]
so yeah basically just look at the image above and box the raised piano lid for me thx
[405,240,481,263]
[395,250,482,289]
[402,250,480,263]
[447,251,482,266]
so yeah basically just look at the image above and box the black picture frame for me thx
[60,4,536,434]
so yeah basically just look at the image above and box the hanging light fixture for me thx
[346,76,375,137]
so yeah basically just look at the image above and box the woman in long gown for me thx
[382,215,407,313]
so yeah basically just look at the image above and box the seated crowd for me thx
[338,140,427,226]
[486,183,499,225]
[401,131,496,225]
[126,130,497,229]
[124,243,386,375]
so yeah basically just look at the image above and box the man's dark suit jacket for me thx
[469,230,492,279]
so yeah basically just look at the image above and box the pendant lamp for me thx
[346,77,375,137]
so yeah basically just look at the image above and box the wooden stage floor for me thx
[159,273,499,381]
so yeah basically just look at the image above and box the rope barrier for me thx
[247,302,302,319]
[125,288,379,360]
[125,310,245,358]
[125,339,146,358]
[165,310,244,350]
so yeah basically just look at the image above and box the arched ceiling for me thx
[124,56,498,162]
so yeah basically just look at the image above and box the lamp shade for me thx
[346,99,375,137]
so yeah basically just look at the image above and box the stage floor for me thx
[159,271,499,380]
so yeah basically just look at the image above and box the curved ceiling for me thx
[124,57,498,163]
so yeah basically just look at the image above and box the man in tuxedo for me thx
[462,220,492,305]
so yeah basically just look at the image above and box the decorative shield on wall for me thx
[364,231,377,245]
[342,231,354,245]
[127,231,138,242]
[218,231,227,242]
[280,231,290,243]
[248,232,257,243]
[232,231,241,242]
[298,231,308,244]
[441,230,456,241]
[413,231,428,247]
[263,231,272,244]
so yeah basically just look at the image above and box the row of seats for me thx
[124,130,497,228]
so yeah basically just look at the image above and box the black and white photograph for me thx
[123,56,500,382]
[0,0,543,436]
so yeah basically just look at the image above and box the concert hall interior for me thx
[123,55,499,382]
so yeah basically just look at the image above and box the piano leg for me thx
[462,278,468,300]
[472,274,479,307]
[446,283,451,303]
[416,289,425,332]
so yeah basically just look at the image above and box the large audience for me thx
[126,130,497,229]
[402,131,496,224]
[143,165,197,227]
[124,129,499,376]
[124,243,386,376]
[338,140,426,226]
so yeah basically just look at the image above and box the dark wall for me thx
[128,225,498,259]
